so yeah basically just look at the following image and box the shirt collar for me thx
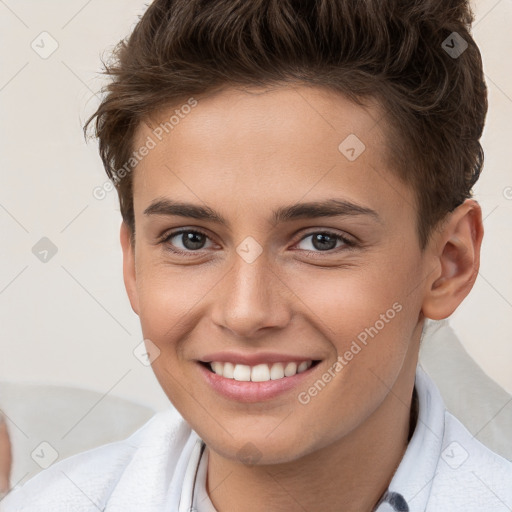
[183,365,445,512]
[374,365,446,511]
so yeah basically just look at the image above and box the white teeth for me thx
[270,362,285,380]
[284,362,297,377]
[208,360,313,382]
[233,364,251,381]
[297,361,309,373]
[251,364,270,382]
[223,362,235,379]
[211,362,224,376]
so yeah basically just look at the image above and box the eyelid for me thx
[291,231,357,256]
[158,228,214,255]
[158,226,210,241]
[159,227,357,256]
[295,228,356,246]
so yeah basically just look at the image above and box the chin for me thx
[200,425,322,466]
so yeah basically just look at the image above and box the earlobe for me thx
[120,221,140,316]
[422,199,483,320]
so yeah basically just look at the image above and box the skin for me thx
[120,84,483,512]
[0,414,12,495]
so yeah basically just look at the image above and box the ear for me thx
[421,199,483,320]
[120,221,140,316]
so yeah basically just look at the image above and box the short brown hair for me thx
[84,0,487,249]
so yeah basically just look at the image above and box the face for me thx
[122,84,430,464]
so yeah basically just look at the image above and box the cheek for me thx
[287,251,422,383]
[135,255,209,329]
[133,267,194,375]
[133,261,209,405]
[289,261,413,335]
[287,271,418,445]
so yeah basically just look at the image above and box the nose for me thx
[210,253,292,339]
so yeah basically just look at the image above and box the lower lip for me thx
[197,362,319,403]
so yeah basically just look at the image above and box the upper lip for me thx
[199,352,321,366]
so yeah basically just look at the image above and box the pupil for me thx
[312,233,336,251]
[183,232,205,250]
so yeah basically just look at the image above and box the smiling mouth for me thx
[201,360,321,382]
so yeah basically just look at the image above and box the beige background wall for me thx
[1,0,511,413]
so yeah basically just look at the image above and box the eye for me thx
[158,228,357,257]
[295,231,355,252]
[159,229,214,254]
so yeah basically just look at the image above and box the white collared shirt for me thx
[2,365,511,511]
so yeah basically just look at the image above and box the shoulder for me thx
[0,406,191,512]
[428,408,512,510]
[409,366,512,511]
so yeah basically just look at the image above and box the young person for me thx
[2,0,511,510]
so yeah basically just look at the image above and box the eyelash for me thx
[157,228,357,257]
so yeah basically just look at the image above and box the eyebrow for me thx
[143,198,381,227]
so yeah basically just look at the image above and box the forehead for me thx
[131,84,414,223]
[137,84,387,160]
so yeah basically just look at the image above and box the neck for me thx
[206,353,419,512]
